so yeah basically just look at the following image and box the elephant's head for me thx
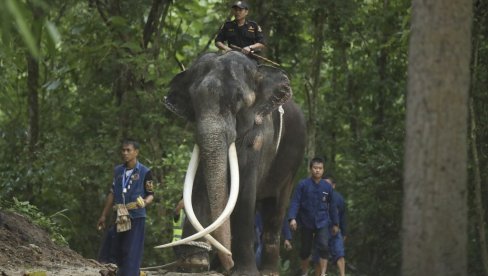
[160,51,292,267]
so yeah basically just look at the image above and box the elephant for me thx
[159,51,306,275]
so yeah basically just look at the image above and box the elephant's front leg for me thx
[230,171,260,276]
[177,174,212,271]
[259,196,287,274]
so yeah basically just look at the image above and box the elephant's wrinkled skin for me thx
[165,51,306,275]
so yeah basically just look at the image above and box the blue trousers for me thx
[114,217,146,276]
[98,225,116,264]
[328,232,345,262]
[311,230,345,263]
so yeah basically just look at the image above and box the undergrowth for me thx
[1,197,69,246]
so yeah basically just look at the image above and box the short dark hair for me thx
[122,138,140,150]
[323,174,334,181]
[309,157,325,168]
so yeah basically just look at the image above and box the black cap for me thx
[232,1,249,9]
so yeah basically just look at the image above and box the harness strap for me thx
[276,105,284,152]
[113,202,141,211]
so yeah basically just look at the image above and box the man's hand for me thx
[216,41,232,52]
[136,196,146,208]
[175,199,184,213]
[331,225,339,236]
[242,46,253,55]
[289,219,297,231]
[97,216,106,231]
[284,240,293,251]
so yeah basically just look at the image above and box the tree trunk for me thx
[327,0,359,143]
[305,6,326,159]
[373,0,390,140]
[26,2,43,201]
[469,37,488,275]
[470,97,488,276]
[402,1,472,275]
[27,55,39,155]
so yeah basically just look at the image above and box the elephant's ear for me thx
[164,71,195,121]
[255,65,292,117]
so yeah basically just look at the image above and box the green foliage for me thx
[3,0,39,57]
[3,197,69,246]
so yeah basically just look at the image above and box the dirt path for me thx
[0,210,226,276]
[1,263,102,276]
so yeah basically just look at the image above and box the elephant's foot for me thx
[261,243,280,271]
[180,255,209,268]
[176,254,210,273]
[174,244,210,272]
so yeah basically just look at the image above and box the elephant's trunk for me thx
[197,124,234,270]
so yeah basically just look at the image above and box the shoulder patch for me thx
[248,21,262,32]
[145,180,154,192]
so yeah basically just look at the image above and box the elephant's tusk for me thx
[155,144,227,252]
[154,143,240,257]
[181,144,231,254]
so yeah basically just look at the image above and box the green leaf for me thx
[109,16,127,27]
[121,41,142,52]
[45,20,61,48]
[6,0,39,57]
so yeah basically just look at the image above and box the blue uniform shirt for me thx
[112,162,154,219]
[287,178,338,230]
[282,218,292,241]
[334,191,347,236]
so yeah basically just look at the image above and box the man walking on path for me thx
[323,175,347,276]
[288,157,339,276]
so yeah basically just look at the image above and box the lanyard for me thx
[122,162,139,193]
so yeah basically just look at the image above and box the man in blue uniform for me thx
[288,157,339,276]
[254,211,263,269]
[97,139,155,276]
[323,176,346,276]
[282,218,293,251]
[215,1,265,55]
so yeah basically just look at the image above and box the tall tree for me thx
[469,20,488,274]
[304,4,327,159]
[25,1,44,201]
[402,1,472,275]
